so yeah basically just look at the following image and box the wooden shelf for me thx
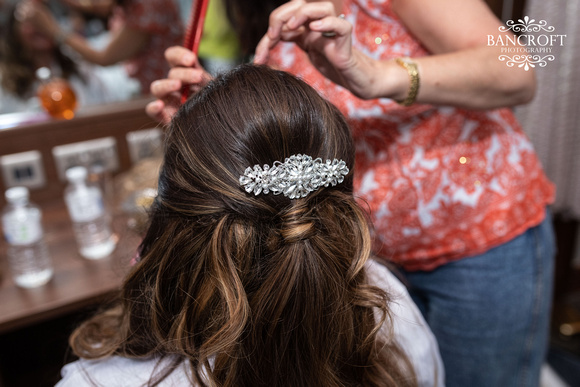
[0,200,141,334]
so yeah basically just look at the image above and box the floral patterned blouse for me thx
[112,0,183,93]
[268,0,555,271]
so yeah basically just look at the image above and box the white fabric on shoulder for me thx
[57,261,444,387]
[56,355,194,386]
[365,259,446,387]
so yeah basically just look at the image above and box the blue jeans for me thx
[401,211,555,387]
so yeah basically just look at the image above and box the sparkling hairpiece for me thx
[239,154,349,199]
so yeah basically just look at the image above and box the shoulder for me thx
[365,259,408,295]
[365,259,446,387]
[56,356,193,386]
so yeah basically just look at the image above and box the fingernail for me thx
[311,20,322,29]
[267,26,274,38]
[184,52,196,64]
[288,16,296,27]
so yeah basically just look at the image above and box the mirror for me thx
[0,0,185,126]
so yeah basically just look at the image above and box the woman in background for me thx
[19,0,183,94]
[57,64,444,386]
[0,3,112,114]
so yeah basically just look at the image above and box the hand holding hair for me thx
[146,46,212,124]
[253,0,536,108]
[252,0,408,101]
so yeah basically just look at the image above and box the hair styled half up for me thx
[69,65,416,387]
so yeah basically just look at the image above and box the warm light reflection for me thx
[51,91,63,102]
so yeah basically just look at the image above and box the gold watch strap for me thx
[394,57,420,106]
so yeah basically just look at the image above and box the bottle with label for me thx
[36,67,77,120]
[1,187,54,288]
[64,166,117,259]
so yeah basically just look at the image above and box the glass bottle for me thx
[64,166,116,259]
[2,187,54,288]
[36,67,77,120]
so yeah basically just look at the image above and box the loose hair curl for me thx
[70,65,416,387]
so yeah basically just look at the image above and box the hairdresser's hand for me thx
[146,46,212,124]
[254,0,383,99]
[16,0,60,38]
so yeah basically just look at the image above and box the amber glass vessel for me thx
[36,67,77,120]
[37,79,77,120]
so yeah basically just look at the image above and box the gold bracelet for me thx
[394,57,420,106]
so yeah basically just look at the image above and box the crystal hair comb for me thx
[239,154,349,199]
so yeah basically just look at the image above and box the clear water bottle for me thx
[64,166,117,259]
[1,187,54,288]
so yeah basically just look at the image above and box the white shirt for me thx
[57,260,445,386]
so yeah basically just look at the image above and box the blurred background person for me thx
[18,0,184,95]
[0,2,114,114]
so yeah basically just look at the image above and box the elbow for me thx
[507,68,537,106]
[520,73,536,104]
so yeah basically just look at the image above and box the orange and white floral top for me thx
[268,0,554,271]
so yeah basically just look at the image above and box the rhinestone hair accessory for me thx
[239,154,349,199]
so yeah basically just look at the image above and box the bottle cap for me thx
[35,67,51,81]
[66,166,88,182]
[5,186,30,203]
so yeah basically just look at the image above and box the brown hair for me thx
[69,65,416,387]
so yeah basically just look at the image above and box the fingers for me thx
[145,100,177,125]
[150,78,182,100]
[164,46,198,68]
[147,47,212,124]
[266,0,304,41]
[254,1,349,64]
[254,34,273,64]
[162,46,211,87]
[145,100,166,123]
[167,67,208,86]
[285,2,337,32]
[308,15,351,38]
[14,1,33,22]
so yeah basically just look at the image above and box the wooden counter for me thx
[0,200,141,334]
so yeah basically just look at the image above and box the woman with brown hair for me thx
[57,64,443,386]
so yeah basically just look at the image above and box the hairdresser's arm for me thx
[146,46,212,124]
[58,0,116,18]
[23,2,149,66]
[62,25,149,66]
[254,0,535,109]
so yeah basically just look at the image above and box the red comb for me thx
[181,0,210,104]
